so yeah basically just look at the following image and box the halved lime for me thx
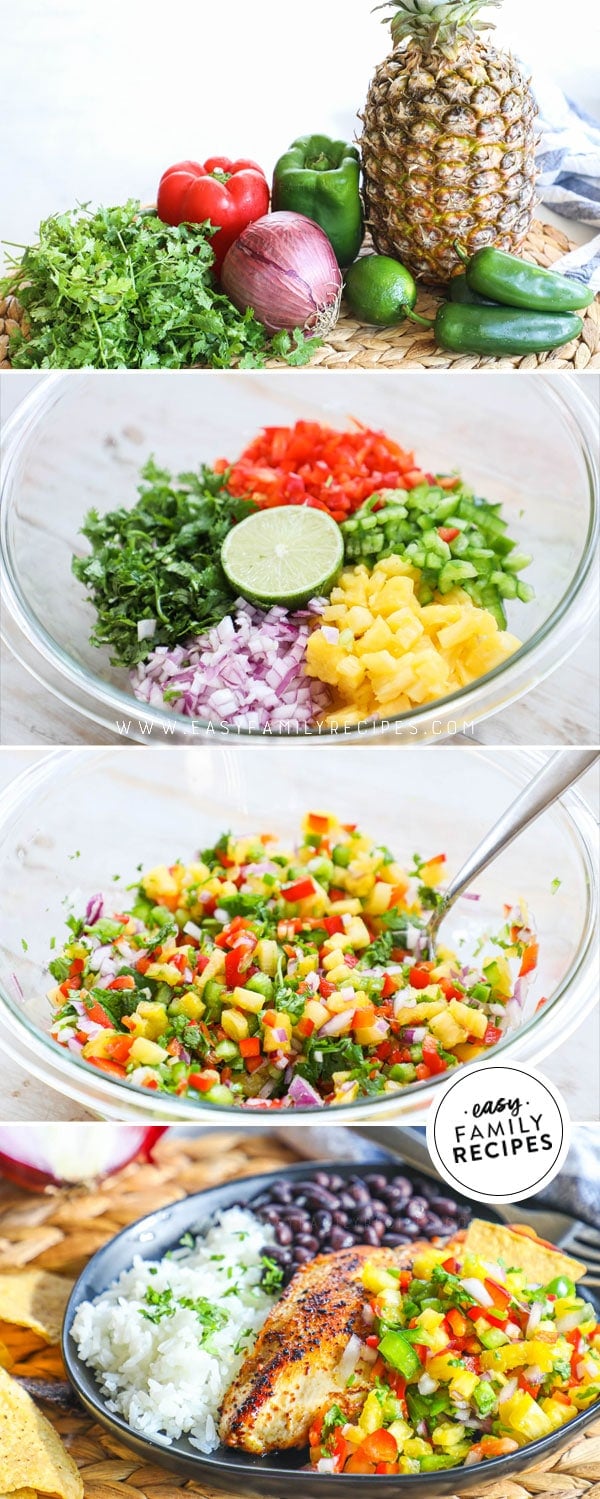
[221,507,344,608]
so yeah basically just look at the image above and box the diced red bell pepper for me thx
[409,964,434,989]
[519,940,539,977]
[105,1036,134,1064]
[359,1430,398,1464]
[107,975,136,991]
[381,973,399,999]
[239,1036,261,1058]
[447,1307,468,1337]
[319,978,337,1000]
[438,527,461,543]
[297,1016,315,1038]
[484,1277,512,1310]
[282,878,316,902]
[189,1069,220,1092]
[438,978,464,1001]
[422,1035,448,1075]
[415,1063,430,1081]
[323,914,345,936]
[443,1258,460,1276]
[84,999,114,1028]
[307,812,329,833]
[88,1057,127,1077]
[245,1053,265,1074]
[484,1021,504,1046]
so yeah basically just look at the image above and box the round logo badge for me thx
[426,1062,571,1204]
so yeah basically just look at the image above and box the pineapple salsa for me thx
[48,812,538,1108]
[310,1223,600,1476]
[76,419,533,732]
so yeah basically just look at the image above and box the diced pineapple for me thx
[362,1261,400,1294]
[323,932,349,951]
[82,1030,119,1060]
[412,1247,449,1281]
[322,949,348,973]
[432,1423,466,1449]
[255,939,279,976]
[388,1419,412,1448]
[142,864,180,902]
[346,916,371,948]
[129,1037,168,1065]
[448,999,488,1039]
[344,606,374,636]
[404,1438,433,1458]
[363,882,392,915]
[450,1370,480,1401]
[135,1001,168,1040]
[359,1391,386,1435]
[500,1391,553,1441]
[232,985,266,1014]
[303,999,330,1029]
[429,1009,468,1049]
[539,1397,578,1429]
[417,1308,446,1333]
[196,949,226,991]
[355,1023,389,1046]
[220,1008,249,1041]
[145,961,184,986]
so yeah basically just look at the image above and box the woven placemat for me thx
[1,1130,599,1499]
[2,220,598,373]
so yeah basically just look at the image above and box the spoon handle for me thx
[437,749,599,921]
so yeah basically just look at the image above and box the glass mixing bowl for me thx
[0,747,596,1123]
[0,371,598,744]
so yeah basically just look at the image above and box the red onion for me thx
[221,212,342,336]
[318,1010,354,1038]
[286,1075,323,1108]
[0,1124,166,1191]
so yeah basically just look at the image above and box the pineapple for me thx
[360,0,538,284]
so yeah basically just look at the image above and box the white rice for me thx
[71,1207,277,1451]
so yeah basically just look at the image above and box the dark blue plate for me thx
[62,1159,600,1498]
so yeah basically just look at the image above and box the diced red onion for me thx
[183,920,202,941]
[316,1459,336,1474]
[258,1080,276,1099]
[556,1308,586,1334]
[11,972,24,1001]
[271,1027,290,1045]
[402,1026,428,1043]
[286,1075,323,1108]
[338,1333,362,1383]
[462,1277,494,1307]
[85,893,104,926]
[305,971,320,993]
[418,1374,439,1395]
[137,618,157,642]
[131,599,330,731]
[464,1450,484,1467]
[318,1010,354,1037]
[361,1344,378,1364]
[394,992,417,1016]
[461,891,481,902]
[221,212,342,336]
[526,1301,543,1337]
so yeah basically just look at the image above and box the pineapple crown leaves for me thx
[373,0,502,50]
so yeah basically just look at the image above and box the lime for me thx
[344,254,417,326]
[221,506,344,608]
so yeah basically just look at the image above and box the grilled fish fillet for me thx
[219,1244,411,1454]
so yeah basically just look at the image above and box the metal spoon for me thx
[424,749,599,959]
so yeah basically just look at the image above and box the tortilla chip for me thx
[463,1219,586,1284]
[0,1274,72,1346]
[0,1346,11,1373]
[0,1491,37,1499]
[0,1368,82,1499]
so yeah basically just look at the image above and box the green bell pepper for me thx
[463,246,595,313]
[272,134,364,267]
[434,303,583,356]
[378,1329,422,1379]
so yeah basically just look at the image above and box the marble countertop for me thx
[0,748,596,1123]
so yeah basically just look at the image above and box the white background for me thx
[1,0,599,254]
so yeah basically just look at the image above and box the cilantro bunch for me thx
[72,459,256,667]
[1,201,320,369]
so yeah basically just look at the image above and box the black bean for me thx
[296,1234,319,1253]
[364,1226,383,1246]
[257,1206,281,1225]
[438,1216,462,1234]
[313,1171,332,1188]
[330,1228,355,1250]
[271,1182,294,1204]
[332,1210,349,1227]
[407,1197,429,1223]
[304,1185,340,1211]
[282,1209,310,1231]
[371,1219,386,1239]
[383,1233,412,1247]
[313,1210,333,1237]
[388,1176,414,1197]
[293,1247,314,1265]
[275,1222,293,1246]
[328,1175,344,1191]
[364,1174,389,1193]
[354,1204,376,1225]
[423,1214,446,1237]
[369,1199,389,1216]
[396,1220,421,1238]
[429,1195,460,1215]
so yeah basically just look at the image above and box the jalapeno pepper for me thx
[462,246,594,313]
[449,273,496,308]
[272,134,364,267]
[434,303,583,356]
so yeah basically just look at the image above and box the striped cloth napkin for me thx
[533,71,600,291]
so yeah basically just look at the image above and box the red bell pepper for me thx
[282,877,316,902]
[422,1035,448,1075]
[84,999,114,1028]
[107,975,136,991]
[239,1036,261,1058]
[483,1021,504,1046]
[438,526,461,543]
[409,963,434,989]
[519,940,539,977]
[157,157,269,271]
